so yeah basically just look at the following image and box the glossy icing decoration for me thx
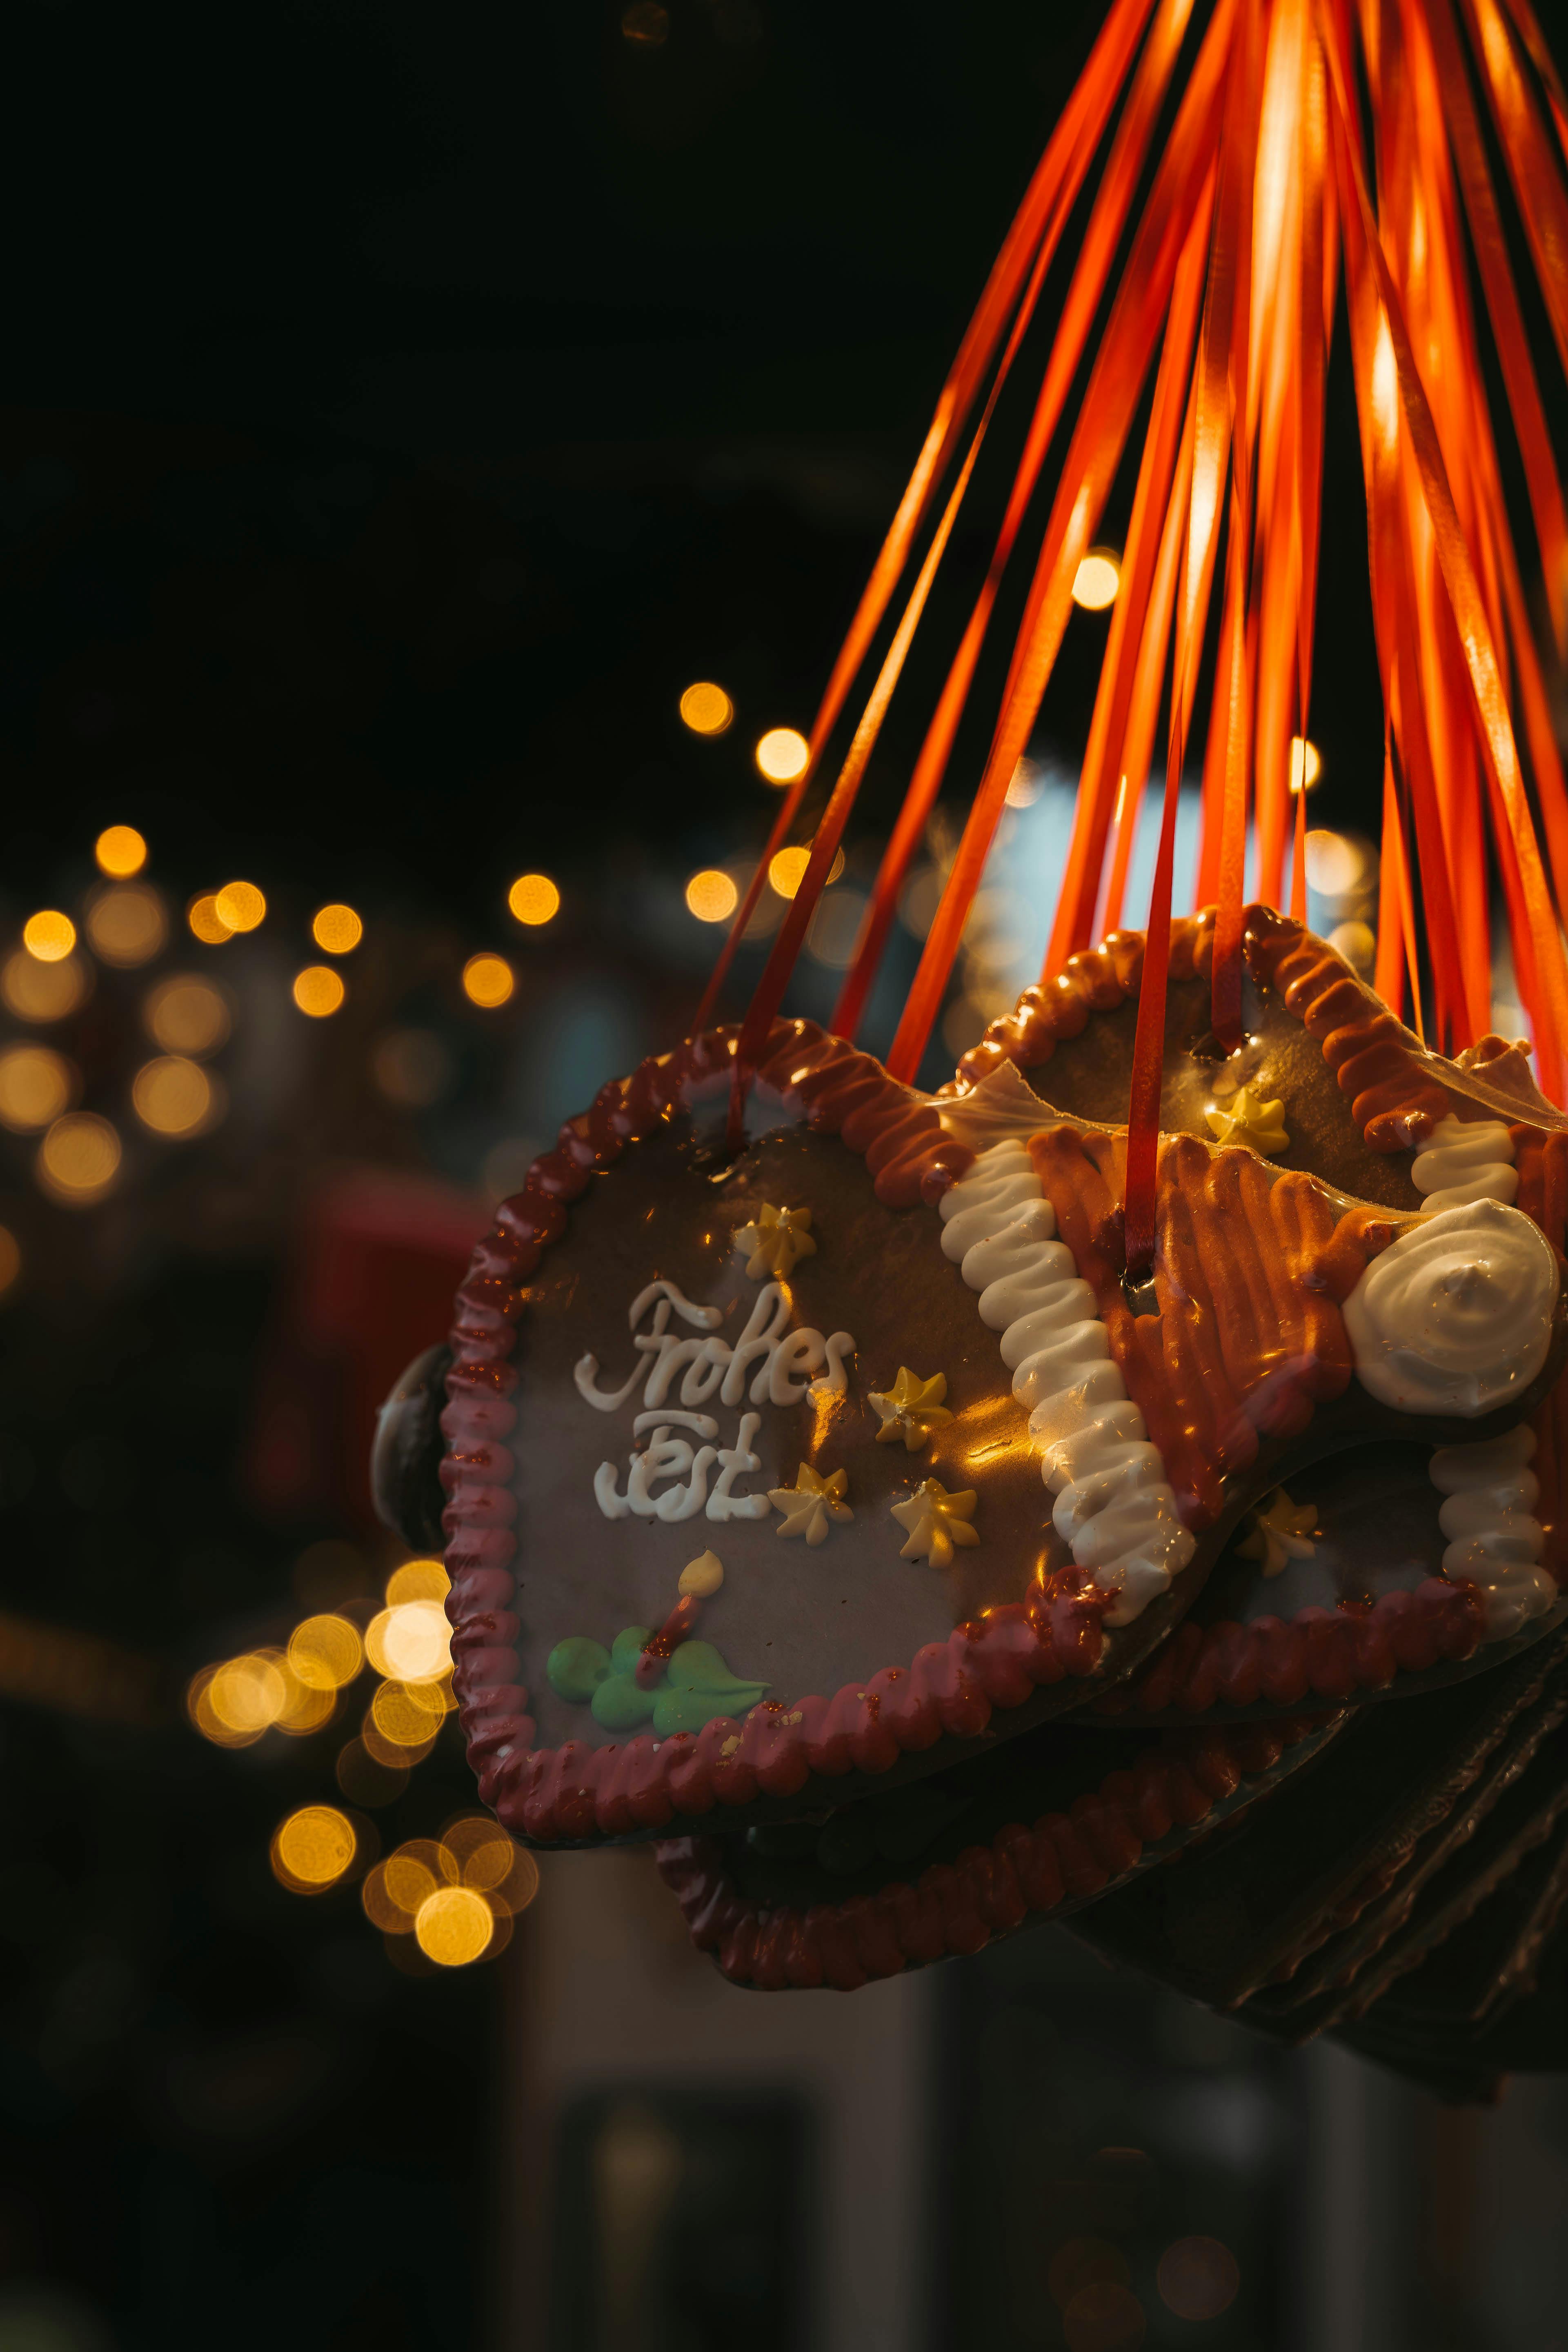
[736,1202,816,1279]
[1239,1489,1318,1578]
[1343,1199,1557,1418]
[941,1136,1195,1625]
[1428,1427,1554,1641]
[1411,1116,1519,1212]
[1206,1084,1290,1155]
[767,1463,852,1544]
[544,1624,770,1735]
[890,1477,980,1567]
[868,1366,955,1452]
[678,1549,725,1597]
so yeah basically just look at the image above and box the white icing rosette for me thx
[1343,1198,1559,1418]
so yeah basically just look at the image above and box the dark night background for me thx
[0,5,1566,2350]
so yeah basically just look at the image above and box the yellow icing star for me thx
[1237,1489,1317,1578]
[890,1478,979,1569]
[1205,1085,1290,1156]
[869,1366,954,1452]
[767,1463,852,1545]
[736,1202,816,1279]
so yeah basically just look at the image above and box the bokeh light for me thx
[2,949,88,1022]
[507,873,561,927]
[1305,829,1364,897]
[144,975,231,1057]
[360,1710,434,1770]
[415,1885,494,1966]
[370,1681,446,1750]
[187,893,233,945]
[366,1599,452,1683]
[132,1055,220,1138]
[385,1558,451,1606]
[371,1027,452,1108]
[443,1816,541,1914]
[95,824,148,877]
[215,880,266,933]
[311,902,363,954]
[87,883,167,967]
[463,953,515,1008]
[806,888,867,970]
[0,1047,73,1134]
[0,1227,19,1298]
[203,1653,287,1740]
[381,1840,453,1919]
[1156,2238,1239,2321]
[685,868,739,922]
[288,1614,364,1690]
[1290,735,1323,792]
[293,965,346,1018]
[679,680,734,734]
[755,726,810,784]
[1061,2281,1145,2351]
[273,1667,336,1736]
[1329,918,1376,971]
[622,2,669,43]
[22,911,76,963]
[271,1805,357,1893]
[1072,550,1121,610]
[767,843,845,898]
[361,1859,418,1933]
[38,1113,121,1205]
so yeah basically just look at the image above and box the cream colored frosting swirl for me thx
[1343,1198,1557,1418]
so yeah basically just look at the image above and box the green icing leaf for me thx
[610,1626,654,1669]
[666,1640,770,1696]
[653,1681,769,1737]
[591,1673,659,1732]
[546,1636,611,1705]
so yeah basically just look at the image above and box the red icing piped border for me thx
[654,1712,1334,1991]
[440,1018,1130,1847]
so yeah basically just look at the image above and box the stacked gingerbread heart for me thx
[376,907,1568,2100]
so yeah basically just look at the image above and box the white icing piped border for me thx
[938,1138,1194,1626]
[1409,1112,1552,1641]
[1429,1425,1554,1639]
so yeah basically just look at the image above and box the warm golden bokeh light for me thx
[370,1680,445,1749]
[132,1055,218,1138]
[366,1600,452,1684]
[1289,734,1323,792]
[292,965,346,1018]
[360,1711,433,1770]
[0,1228,19,1298]
[144,975,231,1057]
[385,1557,450,1606]
[87,883,166,967]
[1304,829,1364,898]
[463,952,515,1008]
[767,843,845,899]
[0,1047,73,1134]
[679,680,734,735]
[38,1113,121,1205]
[272,1805,357,1892]
[273,1666,336,1736]
[95,824,148,878]
[288,1613,365,1691]
[215,880,266,934]
[685,868,739,923]
[415,1884,494,1966]
[189,1665,258,1748]
[22,911,76,963]
[2,949,88,1022]
[384,1840,452,1916]
[361,1860,416,1933]
[507,873,561,927]
[442,1816,541,1914]
[755,726,810,784]
[187,893,233,945]
[206,1653,287,1737]
[1071,550,1121,610]
[311,902,363,954]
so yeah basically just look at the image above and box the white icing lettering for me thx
[594,1461,631,1518]
[707,1411,772,1521]
[628,1278,723,1332]
[809,1331,856,1398]
[767,1325,827,1406]
[721,1284,792,1406]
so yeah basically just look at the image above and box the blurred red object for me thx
[246,1166,485,1531]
